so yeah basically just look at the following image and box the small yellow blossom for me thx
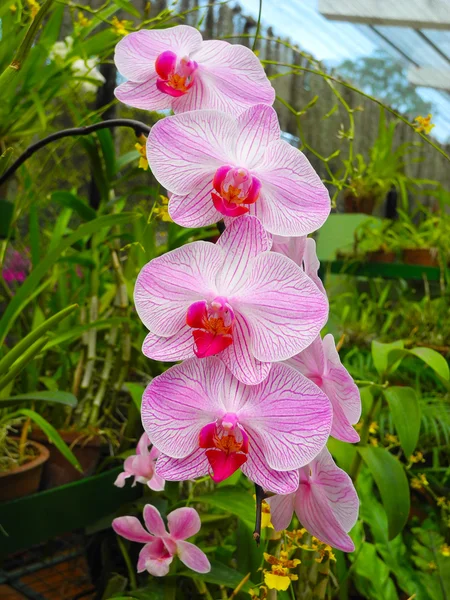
[10,4,17,13]
[428,561,437,571]
[369,436,379,447]
[26,0,40,18]
[385,433,399,444]
[112,16,130,36]
[152,195,172,222]
[315,543,336,563]
[253,495,273,529]
[414,114,435,135]
[249,587,267,599]
[264,566,298,591]
[355,421,363,431]
[368,421,379,435]
[440,543,450,557]
[135,135,149,171]
[437,497,447,508]
[411,473,429,490]
[77,11,91,27]
[410,451,425,464]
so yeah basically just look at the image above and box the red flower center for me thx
[211,166,261,217]
[186,297,235,358]
[155,51,198,97]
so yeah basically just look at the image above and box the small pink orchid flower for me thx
[142,357,332,494]
[267,448,359,552]
[147,104,330,235]
[114,432,165,491]
[114,25,274,116]
[272,235,325,295]
[287,334,361,443]
[112,504,210,576]
[2,248,30,286]
[134,215,328,385]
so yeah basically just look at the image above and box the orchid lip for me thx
[155,50,198,96]
[186,297,235,358]
[212,166,261,217]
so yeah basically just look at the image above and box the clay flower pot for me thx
[0,440,49,503]
[402,248,439,267]
[344,191,376,215]
[366,250,396,264]
[30,430,102,489]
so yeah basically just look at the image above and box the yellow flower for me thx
[153,195,172,222]
[135,135,149,171]
[264,566,298,591]
[369,436,379,447]
[437,497,447,508]
[10,4,17,13]
[411,473,429,490]
[77,11,91,27]
[26,0,40,18]
[112,16,130,36]
[385,433,399,444]
[414,114,435,135]
[440,543,450,557]
[410,451,425,464]
[253,495,273,529]
[368,421,379,435]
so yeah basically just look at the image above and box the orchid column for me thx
[112,24,361,581]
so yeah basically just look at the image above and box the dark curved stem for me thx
[253,483,267,546]
[0,119,151,186]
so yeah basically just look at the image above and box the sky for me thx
[235,0,450,142]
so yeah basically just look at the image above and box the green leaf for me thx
[96,129,116,180]
[409,347,450,381]
[112,0,141,17]
[194,488,255,529]
[0,390,77,408]
[0,199,14,237]
[13,409,82,472]
[44,317,127,349]
[358,446,410,540]
[0,213,138,344]
[180,559,255,591]
[51,191,97,221]
[383,386,421,457]
[371,340,404,377]
[124,383,144,411]
[0,304,79,375]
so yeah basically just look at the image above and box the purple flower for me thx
[114,25,274,116]
[114,432,165,491]
[267,448,359,552]
[2,248,30,286]
[142,357,332,494]
[287,335,361,443]
[134,215,328,385]
[147,104,330,235]
[113,504,210,576]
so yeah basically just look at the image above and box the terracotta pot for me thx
[30,430,101,489]
[344,191,376,215]
[0,440,49,502]
[402,248,439,267]
[366,250,396,264]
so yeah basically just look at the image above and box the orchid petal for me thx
[287,336,326,379]
[138,541,173,576]
[240,363,332,471]
[241,437,299,494]
[216,215,271,294]
[112,516,153,543]
[142,358,226,458]
[113,472,130,488]
[237,252,328,361]
[235,104,280,166]
[220,314,271,385]
[143,504,167,537]
[251,140,330,236]
[134,241,223,337]
[147,110,236,196]
[167,507,201,540]
[114,26,202,82]
[147,472,166,492]
[272,235,306,265]
[266,493,295,531]
[177,541,211,573]
[188,41,275,116]
[169,181,222,228]
[155,449,210,481]
[303,238,326,295]
[136,432,150,456]
[142,327,195,362]
[206,448,247,482]
[114,78,170,111]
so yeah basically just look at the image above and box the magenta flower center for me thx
[309,374,324,387]
[199,413,249,482]
[211,166,262,218]
[186,296,235,358]
[155,50,198,97]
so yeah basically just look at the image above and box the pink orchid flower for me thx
[272,235,325,295]
[114,25,274,116]
[267,447,359,552]
[112,504,210,576]
[114,432,165,491]
[142,357,332,494]
[147,104,330,235]
[2,248,30,286]
[287,334,361,443]
[134,215,328,385]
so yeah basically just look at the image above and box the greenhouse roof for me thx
[237,0,450,142]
